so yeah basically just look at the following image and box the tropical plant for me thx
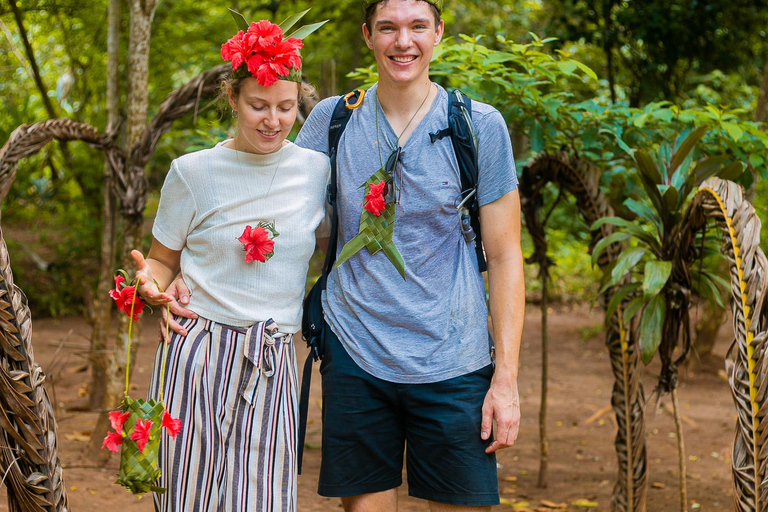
[591,126,743,510]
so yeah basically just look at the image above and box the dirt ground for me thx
[0,304,735,511]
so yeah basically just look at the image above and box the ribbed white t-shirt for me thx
[152,140,331,332]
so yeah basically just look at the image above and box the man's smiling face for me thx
[363,0,444,87]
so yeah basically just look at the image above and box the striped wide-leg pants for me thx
[148,316,299,512]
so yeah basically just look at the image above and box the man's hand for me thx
[481,378,521,453]
[160,275,197,341]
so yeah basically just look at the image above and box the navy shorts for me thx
[318,324,499,506]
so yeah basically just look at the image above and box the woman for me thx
[131,13,329,512]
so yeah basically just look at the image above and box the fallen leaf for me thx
[501,486,517,494]
[64,432,90,442]
[503,476,518,482]
[512,501,531,509]
[540,499,567,509]
[651,482,666,489]
[571,498,599,508]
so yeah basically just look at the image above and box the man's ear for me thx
[434,19,444,46]
[362,22,374,50]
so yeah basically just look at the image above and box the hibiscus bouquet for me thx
[103,271,182,496]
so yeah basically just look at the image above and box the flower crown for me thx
[221,9,327,87]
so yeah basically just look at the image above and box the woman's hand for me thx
[159,275,197,340]
[131,250,175,306]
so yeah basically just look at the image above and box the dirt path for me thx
[0,305,734,511]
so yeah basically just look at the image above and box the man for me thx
[169,1,524,509]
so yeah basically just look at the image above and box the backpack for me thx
[298,88,482,473]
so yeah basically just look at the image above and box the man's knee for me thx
[341,489,398,512]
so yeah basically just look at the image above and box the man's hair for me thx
[364,0,441,33]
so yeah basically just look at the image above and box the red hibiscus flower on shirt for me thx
[238,224,277,263]
[363,180,387,216]
[130,418,153,453]
[109,275,145,320]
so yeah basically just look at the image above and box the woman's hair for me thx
[364,0,441,33]
[218,76,317,110]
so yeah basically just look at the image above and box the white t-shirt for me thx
[152,140,331,332]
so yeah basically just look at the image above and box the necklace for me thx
[374,83,433,169]
[232,139,284,264]
[233,138,284,201]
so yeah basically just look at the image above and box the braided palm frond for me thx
[522,152,647,511]
[0,227,68,512]
[607,307,648,512]
[688,177,768,512]
[0,118,122,205]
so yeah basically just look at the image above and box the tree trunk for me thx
[92,0,158,454]
[754,62,768,126]
[88,0,120,428]
[537,269,549,488]
[602,0,616,104]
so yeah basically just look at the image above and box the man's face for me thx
[363,0,444,87]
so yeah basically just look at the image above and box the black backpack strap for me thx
[431,88,486,272]
[298,89,364,474]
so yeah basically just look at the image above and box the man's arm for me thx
[478,188,525,453]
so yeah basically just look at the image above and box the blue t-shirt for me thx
[296,83,517,383]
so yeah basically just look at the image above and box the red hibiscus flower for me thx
[109,411,130,432]
[247,20,283,46]
[102,431,123,453]
[109,275,145,320]
[221,30,256,72]
[363,180,387,216]
[130,418,153,453]
[222,20,305,87]
[238,225,275,263]
[161,410,182,438]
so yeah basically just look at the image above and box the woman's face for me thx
[228,78,299,155]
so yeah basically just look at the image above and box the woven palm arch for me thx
[520,151,648,511]
[0,64,230,512]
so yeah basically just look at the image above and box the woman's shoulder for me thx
[285,142,330,168]
[171,143,230,173]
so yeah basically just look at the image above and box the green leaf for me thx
[590,215,660,252]
[622,296,645,326]
[692,155,730,186]
[229,8,249,31]
[557,60,577,75]
[669,126,707,176]
[643,260,672,300]
[591,231,630,267]
[691,271,726,309]
[610,247,646,286]
[606,283,641,320]
[287,20,329,40]
[624,198,662,227]
[716,161,744,181]
[662,185,679,212]
[639,294,665,364]
[573,60,598,80]
[279,8,310,33]
[530,120,544,152]
[722,121,744,141]
[635,151,662,185]
[749,154,764,168]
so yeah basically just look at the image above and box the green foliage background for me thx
[1,0,767,316]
